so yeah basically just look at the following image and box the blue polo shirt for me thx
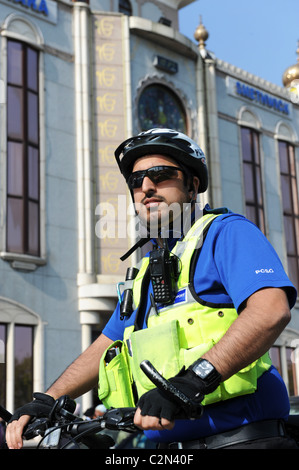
[102,210,297,443]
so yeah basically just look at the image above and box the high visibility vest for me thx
[98,213,272,409]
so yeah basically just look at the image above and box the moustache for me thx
[141,195,166,205]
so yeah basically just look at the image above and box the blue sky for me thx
[178,0,299,87]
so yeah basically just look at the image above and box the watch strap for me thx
[188,358,222,395]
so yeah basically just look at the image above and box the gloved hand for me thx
[137,367,207,422]
[8,393,55,423]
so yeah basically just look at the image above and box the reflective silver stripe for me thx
[172,214,218,258]
[149,285,195,318]
[147,215,219,319]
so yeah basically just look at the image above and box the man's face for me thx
[131,154,198,235]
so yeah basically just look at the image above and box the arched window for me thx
[119,0,132,16]
[137,84,187,133]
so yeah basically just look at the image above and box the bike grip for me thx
[0,405,12,423]
[140,360,203,419]
[140,360,194,408]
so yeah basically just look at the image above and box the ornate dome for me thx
[194,16,209,49]
[282,41,299,87]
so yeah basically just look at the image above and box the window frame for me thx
[278,139,299,291]
[0,297,43,413]
[6,39,41,258]
[2,323,35,411]
[270,343,299,398]
[240,126,266,233]
[0,324,7,407]
[0,15,46,271]
[13,324,34,410]
[134,75,193,138]
[137,83,188,133]
[119,0,132,16]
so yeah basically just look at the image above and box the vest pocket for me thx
[98,340,135,409]
[180,340,214,368]
[179,343,258,405]
[130,320,181,399]
[180,341,222,405]
[220,362,259,401]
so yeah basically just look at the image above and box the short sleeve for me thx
[213,218,297,311]
[102,302,126,341]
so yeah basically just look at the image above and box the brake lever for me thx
[140,360,203,419]
[103,407,137,432]
[23,417,51,440]
[49,395,77,422]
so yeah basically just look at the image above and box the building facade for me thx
[0,0,298,414]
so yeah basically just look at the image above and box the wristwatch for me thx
[189,358,222,394]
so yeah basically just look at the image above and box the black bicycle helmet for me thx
[114,128,208,193]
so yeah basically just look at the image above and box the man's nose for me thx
[141,176,156,193]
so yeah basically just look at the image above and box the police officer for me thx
[6,129,298,449]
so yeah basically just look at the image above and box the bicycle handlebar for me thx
[1,359,203,449]
[21,406,137,448]
[0,405,12,423]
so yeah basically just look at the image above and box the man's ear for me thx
[189,176,200,200]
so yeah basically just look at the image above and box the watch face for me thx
[193,360,214,379]
[138,84,187,133]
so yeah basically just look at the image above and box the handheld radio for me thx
[149,243,180,304]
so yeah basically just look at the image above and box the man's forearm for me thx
[46,333,113,399]
[203,288,291,381]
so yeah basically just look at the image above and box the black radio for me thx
[149,245,180,304]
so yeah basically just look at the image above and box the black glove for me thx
[137,363,220,422]
[8,393,55,423]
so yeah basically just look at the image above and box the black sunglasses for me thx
[127,165,185,190]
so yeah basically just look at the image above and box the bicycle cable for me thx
[59,420,105,449]
[35,419,83,449]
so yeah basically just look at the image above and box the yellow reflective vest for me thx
[98,213,272,409]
